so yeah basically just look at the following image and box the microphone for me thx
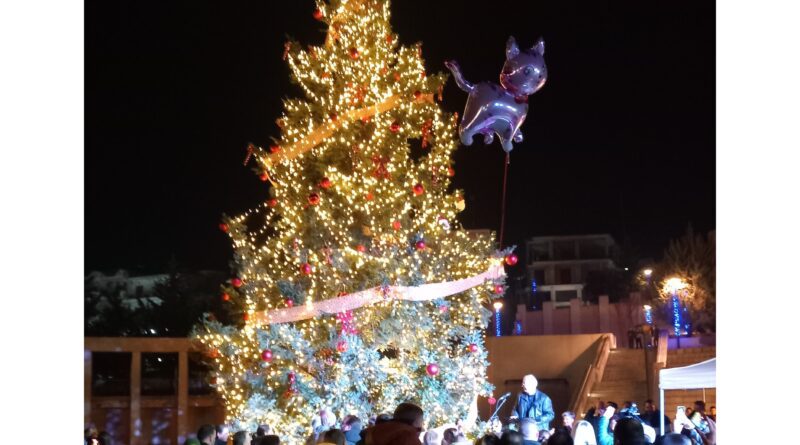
[498,392,512,400]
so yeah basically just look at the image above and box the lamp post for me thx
[643,304,653,325]
[493,301,504,337]
[663,277,687,348]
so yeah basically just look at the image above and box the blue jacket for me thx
[511,391,555,431]
[596,416,613,445]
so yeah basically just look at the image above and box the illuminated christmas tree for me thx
[197,0,510,441]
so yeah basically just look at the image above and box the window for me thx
[555,290,578,302]
[92,352,132,396]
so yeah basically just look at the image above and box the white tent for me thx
[658,358,716,435]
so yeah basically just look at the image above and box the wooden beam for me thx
[177,350,189,444]
[130,351,142,445]
[85,337,198,352]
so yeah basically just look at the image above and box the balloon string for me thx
[499,152,510,246]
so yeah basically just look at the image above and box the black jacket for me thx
[511,391,555,431]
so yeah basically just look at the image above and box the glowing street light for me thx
[493,301,504,311]
[643,268,653,277]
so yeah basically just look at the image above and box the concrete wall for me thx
[482,334,607,420]
[516,296,643,343]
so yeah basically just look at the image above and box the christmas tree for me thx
[197,0,510,441]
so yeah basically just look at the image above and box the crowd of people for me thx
[83,375,716,445]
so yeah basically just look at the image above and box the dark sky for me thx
[86,0,715,274]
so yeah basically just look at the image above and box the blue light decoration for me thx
[495,309,502,337]
[514,320,522,335]
[672,292,682,337]
[643,305,653,325]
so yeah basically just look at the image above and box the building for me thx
[526,234,618,307]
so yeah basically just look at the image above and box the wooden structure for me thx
[84,337,224,445]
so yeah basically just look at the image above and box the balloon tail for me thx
[499,152,510,246]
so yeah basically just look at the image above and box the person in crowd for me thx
[708,406,715,422]
[612,418,646,445]
[184,439,201,445]
[85,427,99,445]
[363,402,425,445]
[510,374,555,434]
[474,434,500,445]
[319,429,346,445]
[197,425,217,445]
[499,430,524,445]
[659,434,690,445]
[641,400,670,437]
[538,431,551,443]
[342,415,363,445]
[443,427,458,445]
[596,405,617,445]
[232,430,251,445]
[562,411,576,433]
[252,436,280,445]
[519,418,541,445]
[97,431,113,445]
[547,431,574,445]
[215,425,230,445]
[255,425,271,437]
[572,420,597,445]
[689,401,710,435]
[422,429,441,445]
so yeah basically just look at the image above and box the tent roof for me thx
[659,358,716,390]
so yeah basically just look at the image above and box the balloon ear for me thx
[506,36,520,59]
[532,38,545,55]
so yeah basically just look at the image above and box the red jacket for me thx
[364,421,422,445]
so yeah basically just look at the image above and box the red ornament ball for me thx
[329,112,338,122]
[426,363,440,376]
[392,220,402,230]
[336,340,348,352]
[261,349,273,362]
[210,376,218,385]
[285,299,294,308]
[259,173,269,182]
[308,193,321,205]
[415,240,426,250]
[468,343,479,353]
[447,166,455,177]
[219,223,229,233]
[504,254,519,266]
[242,312,250,321]
[313,8,323,20]
[301,263,313,275]
[413,90,422,99]
[390,121,401,133]
[231,278,243,288]
[269,144,281,153]
[222,293,231,302]
[413,183,424,196]
[365,192,374,201]
[494,284,504,294]
[439,305,449,313]
[288,372,296,383]
[349,47,359,59]
[488,397,497,405]
[268,198,278,208]
[356,244,367,253]
[319,177,332,189]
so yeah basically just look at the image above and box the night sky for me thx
[86,0,715,274]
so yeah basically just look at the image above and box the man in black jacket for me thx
[510,374,555,433]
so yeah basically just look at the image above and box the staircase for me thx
[666,346,716,368]
[587,348,649,409]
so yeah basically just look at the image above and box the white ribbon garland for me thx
[252,262,505,325]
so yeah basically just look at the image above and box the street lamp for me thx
[643,304,653,325]
[493,301,504,337]
[663,277,688,348]
[643,268,653,277]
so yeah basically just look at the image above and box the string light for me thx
[197,0,503,441]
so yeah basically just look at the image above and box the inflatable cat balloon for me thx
[445,36,547,153]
